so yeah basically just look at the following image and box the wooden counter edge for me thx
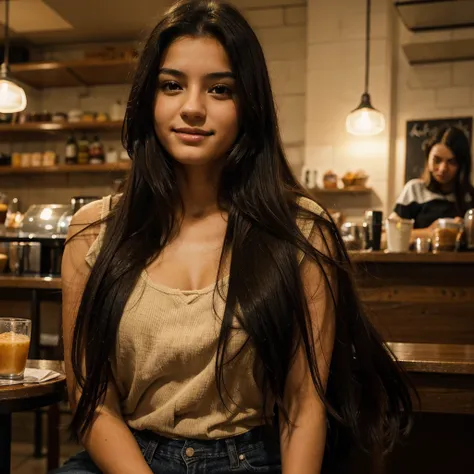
[348,250,474,264]
[388,342,474,375]
[0,276,62,290]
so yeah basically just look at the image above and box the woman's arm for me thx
[62,202,153,474]
[410,217,463,241]
[279,225,336,474]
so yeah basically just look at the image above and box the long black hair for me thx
[422,125,474,214]
[69,0,412,470]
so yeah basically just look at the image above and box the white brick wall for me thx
[305,0,392,220]
[284,6,306,25]
[245,8,284,28]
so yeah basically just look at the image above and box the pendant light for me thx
[0,0,27,113]
[346,0,384,136]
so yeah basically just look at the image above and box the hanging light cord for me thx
[364,0,371,94]
[2,0,10,77]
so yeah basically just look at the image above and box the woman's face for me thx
[154,35,239,166]
[428,143,459,187]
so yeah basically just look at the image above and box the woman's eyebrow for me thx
[159,67,235,80]
[433,154,455,160]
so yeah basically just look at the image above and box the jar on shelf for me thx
[106,147,118,164]
[21,153,31,167]
[11,153,22,168]
[43,151,58,167]
[31,152,43,167]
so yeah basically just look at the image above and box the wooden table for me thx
[0,276,62,457]
[371,343,474,474]
[0,360,66,474]
[389,342,474,415]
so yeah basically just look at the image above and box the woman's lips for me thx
[173,128,212,144]
[174,131,209,143]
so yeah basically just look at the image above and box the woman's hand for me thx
[430,216,463,229]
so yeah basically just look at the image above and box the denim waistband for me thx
[131,425,279,466]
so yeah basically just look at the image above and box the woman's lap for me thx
[49,426,281,473]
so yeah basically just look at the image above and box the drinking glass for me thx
[0,318,31,381]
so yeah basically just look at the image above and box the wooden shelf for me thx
[10,58,136,89]
[311,186,372,195]
[0,162,131,175]
[0,121,123,142]
[395,0,474,32]
[403,38,474,64]
[0,121,123,133]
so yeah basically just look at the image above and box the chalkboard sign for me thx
[405,117,472,182]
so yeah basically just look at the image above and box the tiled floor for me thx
[11,443,79,474]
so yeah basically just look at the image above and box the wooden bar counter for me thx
[0,275,61,290]
[350,251,474,345]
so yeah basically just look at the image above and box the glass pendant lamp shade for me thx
[346,93,385,136]
[0,77,27,113]
[0,0,27,114]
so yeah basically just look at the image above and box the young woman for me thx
[393,126,474,240]
[55,1,412,473]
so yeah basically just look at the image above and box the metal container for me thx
[415,237,431,254]
[13,204,70,276]
[20,204,70,237]
[340,222,365,250]
[364,210,383,251]
[8,242,41,275]
[465,209,474,250]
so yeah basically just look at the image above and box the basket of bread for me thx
[341,170,369,189]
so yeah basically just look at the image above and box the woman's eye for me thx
[210,84,232,96]
[161,81,181,92]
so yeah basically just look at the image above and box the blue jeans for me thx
[50,426,282,473]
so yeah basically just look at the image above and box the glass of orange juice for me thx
[0,318,31,381]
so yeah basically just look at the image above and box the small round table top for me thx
[0,360,66,414]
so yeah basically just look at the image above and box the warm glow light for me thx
[0,79,27,113]
[346,106,385,136]
[39,208,53,221]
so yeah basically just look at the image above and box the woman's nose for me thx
[180,90,206,122]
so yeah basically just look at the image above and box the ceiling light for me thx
[0,0,27,114]
[346,0,384,136]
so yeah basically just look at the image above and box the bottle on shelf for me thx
[110,100,126,121]
[77,134,90,165]
[89,135,105,165]
[105,146,118,164]
[65,135,78,165]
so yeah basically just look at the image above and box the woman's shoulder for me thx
[67,194,121,267]
[68,195,117,236]
[296,195,326,217]
[403,178,425,193]
[396,179,426,204]
[295,195,328,240]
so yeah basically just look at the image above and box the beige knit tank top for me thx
[85,195,323,440]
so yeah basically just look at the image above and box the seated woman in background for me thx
[393,125,474,240]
